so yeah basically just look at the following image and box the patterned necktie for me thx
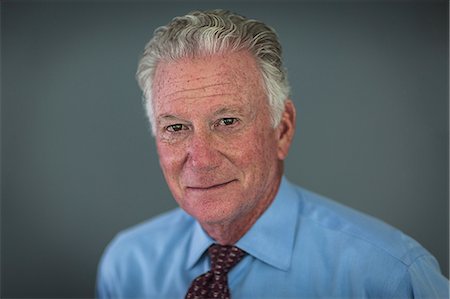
[185,244,246,299]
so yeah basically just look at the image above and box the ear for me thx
[276,100,296,160]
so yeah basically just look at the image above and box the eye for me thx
[218,118,238,126]
[166,124,187,132]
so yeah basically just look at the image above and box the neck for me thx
[200,175,282,245]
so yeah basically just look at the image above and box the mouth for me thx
[186,179,237,191]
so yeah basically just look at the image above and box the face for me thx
[152,51,295,228]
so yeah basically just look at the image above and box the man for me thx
[97,9,448,298]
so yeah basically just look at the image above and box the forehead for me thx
[152,51,266,114]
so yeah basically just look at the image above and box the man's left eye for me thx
[218,118,238,126]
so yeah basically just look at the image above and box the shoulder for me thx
[288,182,447,296]
[96,208,197,296]
[100,208,194,266]
[291,182,432,266]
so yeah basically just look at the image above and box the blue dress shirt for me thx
[97,177,449,298]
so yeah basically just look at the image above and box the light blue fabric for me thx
[97,177,449,298]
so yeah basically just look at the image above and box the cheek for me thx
[156,143,184,178]
[156,144,188,202]
[230,130,278,171]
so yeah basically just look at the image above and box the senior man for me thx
[97,9,448,299]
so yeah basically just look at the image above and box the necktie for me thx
[185,244,246,299]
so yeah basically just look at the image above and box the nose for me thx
[186,130,222,171]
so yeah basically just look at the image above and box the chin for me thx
[185,200,242,226]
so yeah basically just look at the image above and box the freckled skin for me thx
[152,51,296,244]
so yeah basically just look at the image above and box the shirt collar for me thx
[186,220,214,269]
[186,176,300,271]
[236,177,299,271]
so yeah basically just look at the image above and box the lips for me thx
[186,179,236,191]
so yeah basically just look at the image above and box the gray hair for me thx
[136,9,290,134]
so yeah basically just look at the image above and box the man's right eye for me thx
[166,124,186,132]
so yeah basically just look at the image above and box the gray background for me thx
[1,1,448,297]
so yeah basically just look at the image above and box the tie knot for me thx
[208,244,246,275]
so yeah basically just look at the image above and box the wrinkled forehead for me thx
[152,51,266,104]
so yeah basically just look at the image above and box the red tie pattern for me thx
[185,244,246,299]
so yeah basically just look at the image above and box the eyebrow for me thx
[157,115,188,125]
[156,106,251,125]
[213,107,246,117]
